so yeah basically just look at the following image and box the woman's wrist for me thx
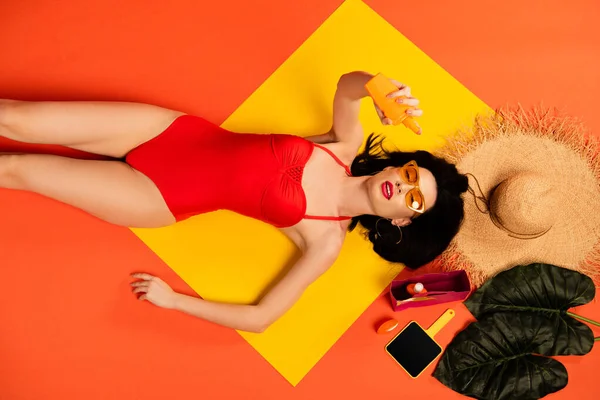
[170,292,188,310]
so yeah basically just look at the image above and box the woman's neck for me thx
[337,175,374,217]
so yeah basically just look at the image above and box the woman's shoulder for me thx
[296,220,348,254]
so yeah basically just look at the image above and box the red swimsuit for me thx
[125,115,353,227]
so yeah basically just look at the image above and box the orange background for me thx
[1,1,599,399]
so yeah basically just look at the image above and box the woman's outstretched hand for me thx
[130,273,178,309]
[374,78,423,125]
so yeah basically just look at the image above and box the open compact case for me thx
[389,270,472,312]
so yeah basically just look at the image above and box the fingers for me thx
[387,92,419,107]
[131,272,154,281]
[386,79,420,106]
[372,104,391,125]
[396,97,420,107]
[130,280,149,287]
[374,104,385,119]
[130,273,153,300]
[385,84,419,111]
[387,86,412,99]
[389,79,405,89]
[133,286,148,294]
[407,108,423,117]
[375,80,423,126]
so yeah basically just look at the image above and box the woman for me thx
[0,71,468,332]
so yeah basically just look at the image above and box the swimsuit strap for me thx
[303,215,353,221]
[312,143,353,176]
[303,143,353,221]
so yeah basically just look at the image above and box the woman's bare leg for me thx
[0,100,184,158]
[0,154,176,228]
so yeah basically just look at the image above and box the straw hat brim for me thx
[436,107,600,286]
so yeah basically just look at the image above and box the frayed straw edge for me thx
[434,105,600,288]
[435,105,600,178]
[438,242,600,288]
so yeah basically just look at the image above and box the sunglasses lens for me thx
[407,189,424,211]
[401,166,419,184]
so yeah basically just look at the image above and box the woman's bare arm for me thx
[131,241,341,333]
[305,71,422,149]
[303,71,372,148]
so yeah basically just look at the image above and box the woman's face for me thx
[367,165,438,226]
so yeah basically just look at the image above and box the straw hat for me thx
[436,106,600,286]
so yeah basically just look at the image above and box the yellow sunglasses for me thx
[397,160,426,214]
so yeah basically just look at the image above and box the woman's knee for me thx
[0,154,21,188]
[0,100,24,133]
[0,154,32,190]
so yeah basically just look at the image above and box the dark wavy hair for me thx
[348,134,469,269]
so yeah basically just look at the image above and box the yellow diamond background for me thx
[131,0,490,386]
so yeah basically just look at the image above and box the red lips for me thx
[381,181,393,200]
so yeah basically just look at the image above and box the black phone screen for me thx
[385,321,442,378]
